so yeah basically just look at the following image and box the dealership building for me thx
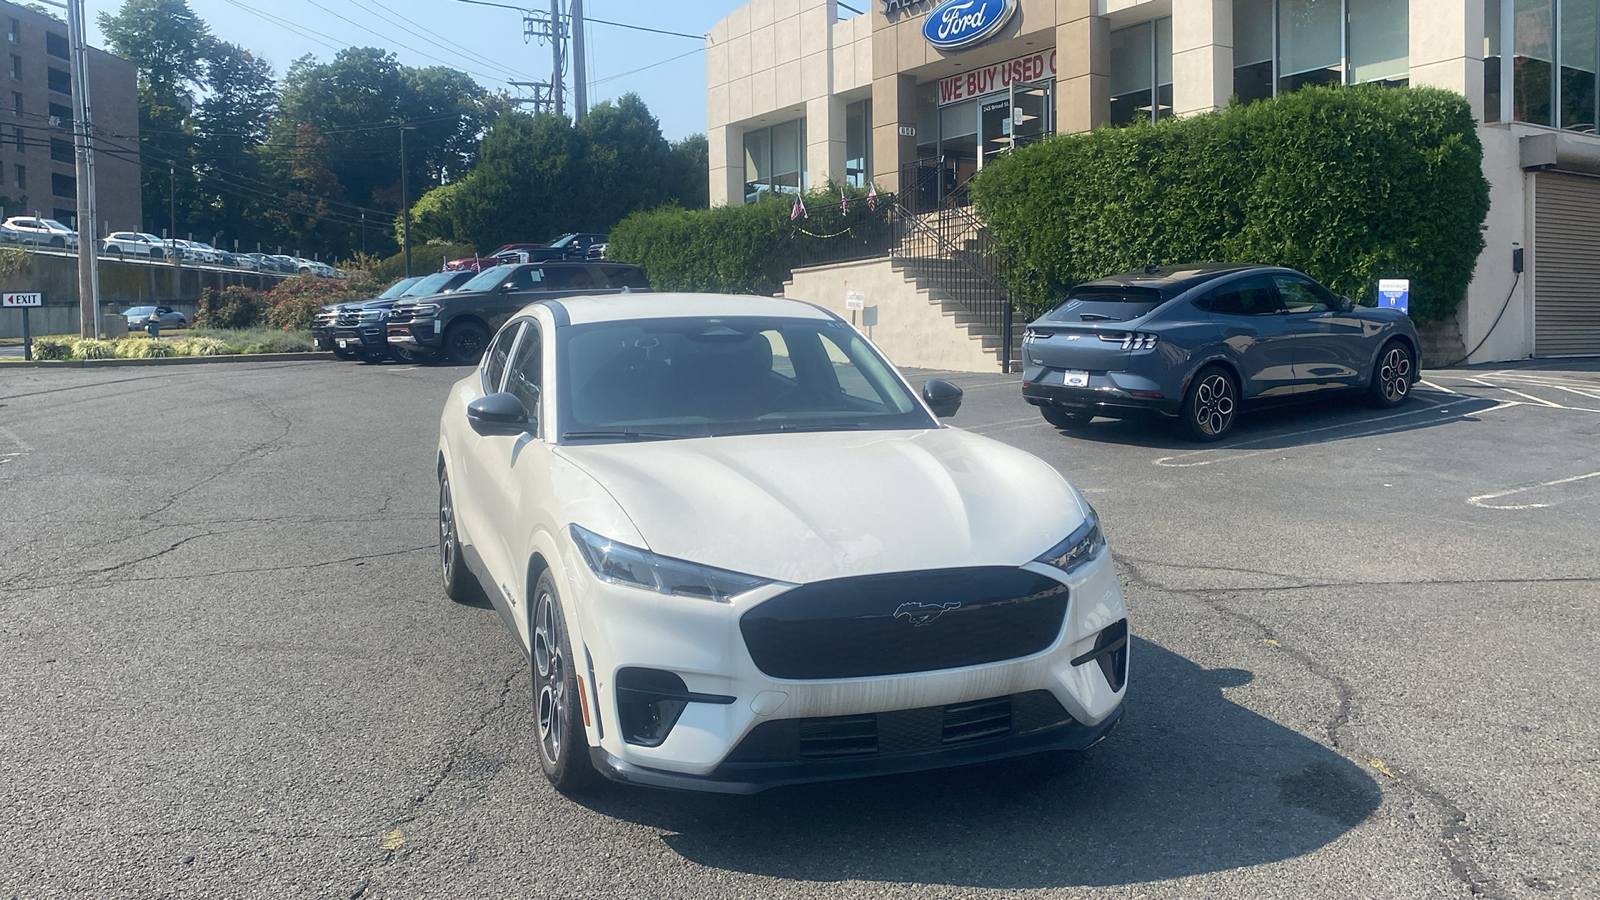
[707,0,1600,363]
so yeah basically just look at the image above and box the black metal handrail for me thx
[892,203,1016,373]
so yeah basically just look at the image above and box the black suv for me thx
[386,261,650,363]
[330,270,477,362]
[313,276,422,358]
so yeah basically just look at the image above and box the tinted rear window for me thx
[602,265,650,290]
[1044,286,1164,323]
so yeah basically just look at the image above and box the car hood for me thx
[555,427,1086,584]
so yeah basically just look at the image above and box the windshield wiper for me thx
[561,430,684,442]
[1076,312,1118,321]
[711,422,870,437]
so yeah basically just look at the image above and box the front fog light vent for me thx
[1070,618,1129,692]
[615,668,690,747]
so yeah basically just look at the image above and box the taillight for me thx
[1099,332,1159,350]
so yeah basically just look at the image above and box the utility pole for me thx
[399,125,413,277]
[550,0,564,118]
[66,0,99,339]
[168,165,176,262]
[571,0,586,121]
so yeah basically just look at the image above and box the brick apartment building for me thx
[0,0,138,234]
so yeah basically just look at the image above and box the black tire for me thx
[1368,340,1415,409]
[110,247,124,259]
[1040,406,1094,429]
[1179,365,1239,442]
[331,344,358,361]
[390,345,426,365]
[530,569,597,794]
[359,346,389,364]
[438,468,475,603]
[443,321,490,365]
[50,237,65,248]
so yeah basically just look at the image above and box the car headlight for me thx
[1034,508,1106,576]
[359,310,383,322]
[569,524,771,602]
[411,303,440,317]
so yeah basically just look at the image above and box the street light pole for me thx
[66,0,100,338]
[168,165,176,260]
[399,125,413,277]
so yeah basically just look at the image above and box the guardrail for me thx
[2,241,346,277]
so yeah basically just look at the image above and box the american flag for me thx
[866,183,878,211]
[790,194,807,221]
[840,189,850,214]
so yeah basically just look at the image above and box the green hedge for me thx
[969,85,1491,321]
[608,184,894,296]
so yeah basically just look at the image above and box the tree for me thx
[98,0,213,234]
[669,134,710,210]
[191,41,276,247]
[574,94,674,230]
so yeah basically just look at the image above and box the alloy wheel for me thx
[1379,347,1412,403]
[533,590,566,765]
[439,476,456,584]
[1192,372,1236,437]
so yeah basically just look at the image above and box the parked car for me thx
[444,256,494,273]
[586,242,607,260]
[436,293,1128,793]
[1020,264,1421,441]
[102,232,168,258]
[266,254,301,273]
[493,233,606,264]
[330,270,477,361]
[313,275,422,357]
[122,306,188,330]
[386,261,650,363]
[3,216,78,249]
[167,240,223,264]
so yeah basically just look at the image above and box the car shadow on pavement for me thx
[574,638,1381,889]
[1049,392,1505,453]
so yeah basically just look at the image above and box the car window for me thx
[482,322,522,394]
[505,319,542,423]
[760,329,797,380]
[502,266,544,291]
[542,266,597,290]
[601,265,651,290]
[1197,275,1281,315]
[1273,274,1339,314]
[816,330,891,405]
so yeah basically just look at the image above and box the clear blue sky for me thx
[88,0,794,141]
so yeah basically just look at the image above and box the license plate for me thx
[1063,369,1089,387]
[337,339,346,348]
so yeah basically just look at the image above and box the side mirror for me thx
[500,282,518,292]
[1339,295,1355,313]
[467,392,531,436]
[922,378,964,418]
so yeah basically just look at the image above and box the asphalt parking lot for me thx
[1,357,1596,899]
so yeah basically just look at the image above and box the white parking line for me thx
[1468,470,1600,510]
[1153,398,1511,468]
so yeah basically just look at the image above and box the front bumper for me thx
[566,543,1129,793]
[386,319,442,350]
[332,325,387,353]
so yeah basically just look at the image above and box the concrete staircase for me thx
[890,256,1023,370]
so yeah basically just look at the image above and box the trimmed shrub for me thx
[264,275,377,331]
[171,336,231,356]
[31,337,72,360]
[608,183,896,296]
[969,85,1491,321]
[113,337,176,358]
[72,338,117,359]
[196,285,270,329]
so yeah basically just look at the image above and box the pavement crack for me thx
[1117,557,1504,898]
[13,544,433,590]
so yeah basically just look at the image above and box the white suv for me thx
[103,232,168,258]
[2,217,78,249]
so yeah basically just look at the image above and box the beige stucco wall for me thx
[783,258,1004,373]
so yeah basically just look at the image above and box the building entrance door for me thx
[979,80,1054,167]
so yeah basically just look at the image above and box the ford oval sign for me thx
[922,0,1016,50]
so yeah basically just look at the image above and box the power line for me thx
[295,0,526,85]
[584,17,702,40]
[338,0,532,82]
[590,47,703,87]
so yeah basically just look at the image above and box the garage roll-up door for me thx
[1533,172,1600,356]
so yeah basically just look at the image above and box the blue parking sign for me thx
[1378,279,1409,314]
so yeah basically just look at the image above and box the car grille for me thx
[739,567,1068,679]
[313,312,336,327]
[725,691,1073,762]
[336,310,361,326]
[387,307,417,325]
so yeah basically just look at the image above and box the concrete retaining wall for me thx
[782,257,1003,373]
[0,253,289,338]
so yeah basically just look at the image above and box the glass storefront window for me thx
[1486,0,1503,122]
[1234,0,1409,103]
[1110,19,1173,126]
[1234,0,1275,104]
[1561,0,1597,131]
[1348,0,1409,86]
[742,119,806,204]
[1514,0,1555,125]
[845,100,872,187]
[1278,0,1343,93]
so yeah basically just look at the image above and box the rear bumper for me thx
[1022,378,1180,418]
[589,698,1123,794]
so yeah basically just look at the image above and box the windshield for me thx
[401,272,459,296]
[460,266,515,292]
[41,219,70,232]
[378,276,423,299]
[124,307,155,315]
[557,316,933,442]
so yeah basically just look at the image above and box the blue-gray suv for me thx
[1020,264,1421,441]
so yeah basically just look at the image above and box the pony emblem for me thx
[894,601,962,626]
